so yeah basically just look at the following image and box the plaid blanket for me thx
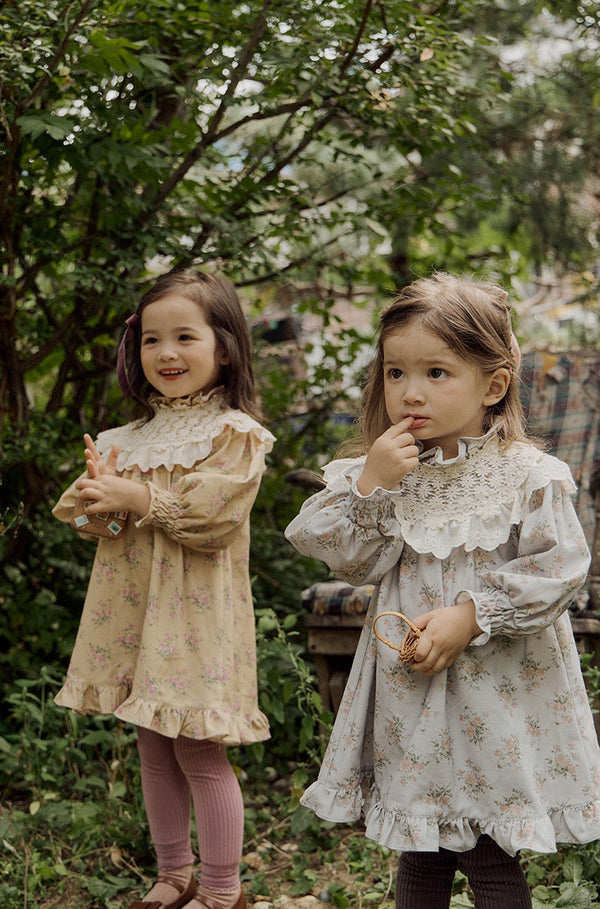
[520,350,600,549]
[301,581,374,615]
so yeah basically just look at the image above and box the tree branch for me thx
[146,0,273,210]
[339,0,375,75]
[22,0,99,113]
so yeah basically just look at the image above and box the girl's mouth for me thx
[159,369,186,380]
[408,416,429,428]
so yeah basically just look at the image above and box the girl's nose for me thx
[403,380,425,403]
[157,344,178,360]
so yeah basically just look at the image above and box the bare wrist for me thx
[135,485,151,517]
[461,600,482,638]
[357,472,376,496]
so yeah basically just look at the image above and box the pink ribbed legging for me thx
[136,727,244,891]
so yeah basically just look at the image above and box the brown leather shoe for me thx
[192,886,246,909]
[126,872,196,909]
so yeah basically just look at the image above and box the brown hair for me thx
[358,272,528,453]
[122,270,262,421]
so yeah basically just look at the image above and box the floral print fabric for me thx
[53,393,274,745]
[285,432,600,855]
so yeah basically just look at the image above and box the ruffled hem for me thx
[300,780,600,856]
[54,681,270,745]
[301,779,364,823]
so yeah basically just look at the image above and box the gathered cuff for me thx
[301,779,600,856]
[54,681,270,745]
[135,484,177,530]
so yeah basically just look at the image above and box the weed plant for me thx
[3,661,600,908]
[0,670,148,908]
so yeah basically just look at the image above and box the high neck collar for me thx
[418,423,502,467]
[148,386,226,412]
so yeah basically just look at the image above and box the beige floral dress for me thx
[285,430,600,855]
[53,391,275,745]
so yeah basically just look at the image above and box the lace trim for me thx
[323,438,575,558]
[94,391,275,472]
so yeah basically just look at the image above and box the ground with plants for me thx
[2,668,600,909]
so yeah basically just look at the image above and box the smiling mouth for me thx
[159,369,186,377]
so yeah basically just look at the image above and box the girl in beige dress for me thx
[53,271,274,909]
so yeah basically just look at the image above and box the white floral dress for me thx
[285,430,600,855]
[53,390,275,745]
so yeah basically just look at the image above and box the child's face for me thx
[382,322,503,459]
[140,294,228,398]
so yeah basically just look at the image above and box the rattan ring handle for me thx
[373,611,422,663]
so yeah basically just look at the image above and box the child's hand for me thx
[78,435,149,516]
[83,433,119,478]
[76,473,150,517]
[410,601,482,676]
[357,418,419,495]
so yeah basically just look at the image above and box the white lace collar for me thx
[95,390,275,472]
[323,432,574,558]
[417,424,500,465]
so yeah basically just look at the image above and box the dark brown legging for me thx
[395,835,532,909]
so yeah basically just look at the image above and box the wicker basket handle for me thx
[373,611,422,663]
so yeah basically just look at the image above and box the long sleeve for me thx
[52,477,81,523]
[458,479,591,642]
[136,425,267,551]
[51,400,274,746]
[285,462,405,585]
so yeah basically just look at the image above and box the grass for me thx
[3,767,600,909]
[2,673,600,908]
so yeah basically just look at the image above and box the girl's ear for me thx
[483,368,510,406]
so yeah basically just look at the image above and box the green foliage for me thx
[0,673,146,909]
[1,2,600,902]
[0,414,94,697]
[3,675,600,906]
[1,3,598,710]
[526,848,600,906]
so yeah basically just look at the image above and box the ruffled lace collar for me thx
[95,389,275,472]
[148,386,223,412]
[417,424,500,466]
[323,431,574,558]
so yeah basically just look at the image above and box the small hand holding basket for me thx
[373,611,422,662]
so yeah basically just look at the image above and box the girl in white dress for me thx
[54,271,274,909]
[285,273,600,909]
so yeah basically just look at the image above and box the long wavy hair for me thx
[120,270,262,421]
[357,272,528,454]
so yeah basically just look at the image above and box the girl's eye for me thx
[429,367,447,379]
[388,368,404,380]
[142,336,157,345]
[179,333,194,342]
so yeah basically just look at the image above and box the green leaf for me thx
[561,852,583,884]
[17,112,76,141]
[109,780,127,799]
[556,882,597,907]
